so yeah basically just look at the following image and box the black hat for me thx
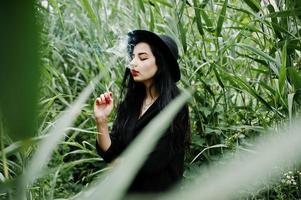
[127,30,180,82]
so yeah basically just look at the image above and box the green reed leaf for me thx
[193,0,204,35]
[216,0,228,36]
[137,0,145,13]
[267,4,282,40]
[80,0,97,24]
[266,8,301,18]
[288,68,301,90]
[236,43,280,74]
[0,1,40,141]
[149,6,155,31]
[200,9,214,32]
[48,0,65,29]
[279,40,287,94]
[242,0,260,12]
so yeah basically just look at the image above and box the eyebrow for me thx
[132,52,148,57]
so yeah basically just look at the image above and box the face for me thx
[129,42,158,85]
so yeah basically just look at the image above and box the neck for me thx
[143,80,158,99]
[145,84,158,100]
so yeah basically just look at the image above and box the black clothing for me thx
[96,98,186,193]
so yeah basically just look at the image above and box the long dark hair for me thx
[113,34,191,150]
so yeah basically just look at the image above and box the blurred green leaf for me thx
[279,40,287,94]
[267,4,282,40]
[281,38,301,51]
[288,93,294,121]
[288,68,301,90]
[0,136,45,158]
[266,8,301,18]
[149,6,155,31]
[216,0,228,36]
[213,65,225,89]
[137,0,146,13]
[200,0,210,8]
[80,0,98,24]
[190,144,227,164]
[236,43,280,74]
[48,0,65,29]
[0,1,40,141]
[242,0,260,12]
[193,0,204,35]
[200,9,214,32]
[152,0,172,7]
[178,1,187,52]
[223,73,284,117]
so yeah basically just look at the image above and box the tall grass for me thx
[0,0,301,199]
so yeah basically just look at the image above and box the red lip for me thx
[131,70,139,77]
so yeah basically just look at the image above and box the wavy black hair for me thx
[113,33,191,150]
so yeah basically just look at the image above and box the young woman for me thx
[94,30,190,193]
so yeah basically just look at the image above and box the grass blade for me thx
[178,2,187,52]
[190,144,227,164]
[267,4,282,40]
[149,6,154,31]
[48,0,65,29]
[153,0,172,7]
[0,2,40,141]
[193,0,204,35]
[288,68,301,90]
[80,0,97,24]
[216,0,228,37]
[241,0,260,12]
[278,40,287,94]
[266,8,301,18]
[200,9,214,32]
[288,93,294,122]
[236,43,280,73]
[137,0,145,13]
[223,73,285,117]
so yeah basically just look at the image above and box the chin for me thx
[133,77,142,82]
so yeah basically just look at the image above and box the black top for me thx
[95,98,185,193]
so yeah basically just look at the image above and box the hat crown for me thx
[159,35,179,60]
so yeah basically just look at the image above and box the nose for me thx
[129,58,137,69]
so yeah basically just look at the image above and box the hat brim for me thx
[127,30,180,82]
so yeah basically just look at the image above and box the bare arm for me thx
[95,118,111,152]
[94,92,113,152]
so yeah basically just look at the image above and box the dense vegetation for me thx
[1,0,301,199]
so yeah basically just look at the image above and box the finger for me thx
[104,93,111,103]
[95,97,101,105]
[108,92,113,101]
[100,94,106,104]
[106,91,113,100]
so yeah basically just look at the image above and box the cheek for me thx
[145,62,157,76]
[145,59,157,72]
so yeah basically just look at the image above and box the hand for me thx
[94,92,114,123]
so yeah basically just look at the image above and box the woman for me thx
[94,30,190,193]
